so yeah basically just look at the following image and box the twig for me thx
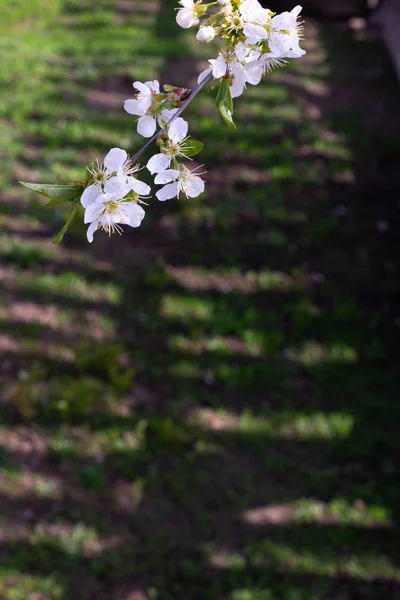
[130,71,213,164]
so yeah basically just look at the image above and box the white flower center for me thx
[226,14,243,32]
[93,172,107,185]
[105,200,120,215]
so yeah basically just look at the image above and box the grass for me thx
[1,0,400,599]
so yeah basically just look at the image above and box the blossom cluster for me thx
[81,148,149,243]
[21,1,306,244]
[179,0,306,99]
[147,117,205,201]
[79,116,205,242]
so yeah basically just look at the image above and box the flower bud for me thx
[217,0,230,5]
[166,87,191,107]
[196,26,216,43]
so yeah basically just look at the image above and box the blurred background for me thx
[0,1,399,599]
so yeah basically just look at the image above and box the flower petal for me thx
[288,30,306,56]
[185,175,205,198]
[145,80,160,94]
[212,55,228,79]
[176,7,199,29]
[268,31,291,57]
[126,203,146,227]
[230,79,246,98]
[94,193,110,204]
[271,12,294,30]
[81,183,101,208]
[158,108,178,126]
[86,219,99,243]
[197,66,212,85]
[133,81,151,96]
[84,202,102,224]
[128,177,151,196]
[283,47,306,58]
[154,169,180,185]
[291,5,303,18]
[124,99,144,116]
[104,175,128,198]
[156,182,179,201]
[168,117,188,143]
[147,153,170,175]
[240,0,268,24]
[243,23,267,42]
[235,42,249,62]
[104,148,127,172]
[137,115,157,138]
[230,64,247,98]
[246,63,264,86]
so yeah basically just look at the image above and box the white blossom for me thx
[198,43,262,98]
[255,54,287,73]
[124,80,178,137]
[81,148,150,242]
[176,0,200,29]
[124,80,159,115]
[168,117,189,144]
[269,5,306,58]
[244,5,306,59]
[24,0,309,247]
[220,0,269,37]
[155,166,205,201]
[240,0,270,27]
[85,198,145,243]
[245,49,287,78]
[81,148,140,208]
[196,26,216,43]
[147,118,189,175]
[83,175,148,243]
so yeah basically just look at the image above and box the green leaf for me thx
[52,206,79,244]
[216,79,231,110]
[208,79,220,92]
[45,196,78,207]
[180,139,204,158]
[20,182,83,205]
[219,104,236,130]
[216,79,236,130]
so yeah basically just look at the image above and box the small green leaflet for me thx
[52,206,79,244]
[215,79,236,130]
[208,78,220,92]
[180,139,204,158]
[20,182,83,206]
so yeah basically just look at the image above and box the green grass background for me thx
[0,1,400,598]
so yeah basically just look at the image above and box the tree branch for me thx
[130,71,213,165]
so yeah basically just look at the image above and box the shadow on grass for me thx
[1,2,400,599]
